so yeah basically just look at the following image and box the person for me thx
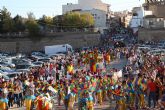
[13,78,22,107]
[158,84,165,110]
[147,78,157,108]
[68,88,77,110]
[8,80,14,108]
[0,81,9,110]
[113,85,126,110]
[45,65,49,81]
[127,79,135,108]
[24,76,36,110]
[96,83,103,105]
[34,94,44,110]
[86,91,94,110]
[64,82,70,110]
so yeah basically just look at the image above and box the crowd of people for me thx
[0,45,165,110]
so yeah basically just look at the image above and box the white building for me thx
[62,0,110,30]
[62,0,110,14]
[80,9,107,29]
[129,7,152,33]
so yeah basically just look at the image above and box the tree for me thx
[13,15,25,32]
[53,15,64,31]
[25,12,39,35]
[27,12,36,21]
[80,13,94,28]
[63,12,81,28]
[0,7,14,33]
[63,12,94,29]
[38,15,53,30]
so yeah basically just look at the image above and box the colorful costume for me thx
[113,87,126,110]
[0,98,8,110]
[127,83,135,108]
[96,88,102,105]
[68,92,76,110]
[87,93,94,110]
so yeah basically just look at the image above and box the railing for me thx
[0,32,28,38]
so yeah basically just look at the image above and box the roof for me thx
[144,15,157,18]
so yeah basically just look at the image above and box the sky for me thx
[0,0,145,18]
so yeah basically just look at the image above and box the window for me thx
[149,21,153,25]
[133,13,138,16]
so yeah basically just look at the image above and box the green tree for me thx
[80,13,94,28]
[25,12,40,35]
[13,15,25,32]
[63,12,94,29]
[53,15,64,31]
[38,15,53,30]
[0,7,14,33]
[63,12,81,28]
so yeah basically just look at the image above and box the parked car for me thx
[31,52,48,58]
[0,62,15,68]
[49,54,65,60]
[12,58,32,65]
[33,61,44,67]
[147,49,165,56]
[15,63,32,72]
[37,58,51,63]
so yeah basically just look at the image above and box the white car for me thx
[147,49,165,56]
[31,52,48,59]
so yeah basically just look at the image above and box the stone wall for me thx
[149,4,165,18]
[0,33,100,53]
[138,29,165,41]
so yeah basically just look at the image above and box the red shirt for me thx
[147,82,156,92]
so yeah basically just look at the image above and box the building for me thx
[129,7,152,33]
[143,15,165,29]
[80,9,107,29]
[138,0,165,41]
[122,13,132,28]
[112,10,132,28]
[62,0,110,14]
[143,0,165,18]
[62,0,110,30]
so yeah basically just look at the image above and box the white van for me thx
[45,44,73,56]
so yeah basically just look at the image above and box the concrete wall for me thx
[138,29,165,41]
[149,4,165,18]
[0,33,100,53]
[143,18,165,29]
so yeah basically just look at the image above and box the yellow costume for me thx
[97,89,102,105]
[0,101,7,110]
[68,92,76,110]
